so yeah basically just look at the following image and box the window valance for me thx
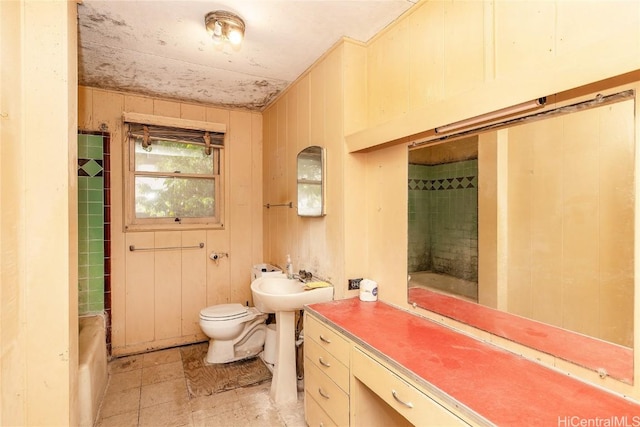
[123,112,226,153]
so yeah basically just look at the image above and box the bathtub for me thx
[78,315,108,427]
[409,271,478,302]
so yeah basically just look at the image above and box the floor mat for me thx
[180,342,272,398]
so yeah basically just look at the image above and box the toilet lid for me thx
[200,303,249,321]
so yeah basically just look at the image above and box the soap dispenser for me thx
[286,254,293,278]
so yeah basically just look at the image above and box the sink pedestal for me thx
[270,311,298,404]
[250,276,333,404]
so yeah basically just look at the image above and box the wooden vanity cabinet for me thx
[304,313,351,427]
[305,299,640,425]
[351,347,469,426]
[304,312,471,427]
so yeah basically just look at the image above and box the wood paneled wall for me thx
[1,1,78,424]
[264,0,640,398]
[263,43,359,298]
[347,0,640,151]
[78,87,263,355]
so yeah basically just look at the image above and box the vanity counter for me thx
[306,298,640,426]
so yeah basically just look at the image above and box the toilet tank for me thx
[251,264,283,281]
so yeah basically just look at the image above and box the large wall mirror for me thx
[408,87,636,383]
[297,146,325,217]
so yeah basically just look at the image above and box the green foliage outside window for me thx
[133,139,218,220]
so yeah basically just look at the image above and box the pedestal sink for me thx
[251,276,333,404]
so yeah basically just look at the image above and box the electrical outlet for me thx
[348,278,363,290]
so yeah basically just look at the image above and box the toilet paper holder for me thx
[209,252,229,263]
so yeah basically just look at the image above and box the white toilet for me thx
[199,303,268,364]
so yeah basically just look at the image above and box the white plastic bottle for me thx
[286,254,293,278]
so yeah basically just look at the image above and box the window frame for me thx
[122,113,226,232]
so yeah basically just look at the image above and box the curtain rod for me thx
[435,97,547,134]
[410,90,634,149]
[127,133,224,146]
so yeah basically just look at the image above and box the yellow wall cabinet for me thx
[348,0,640,151]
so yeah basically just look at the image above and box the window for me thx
[123,114,225,230]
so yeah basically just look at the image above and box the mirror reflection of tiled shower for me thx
[77,131,111,350]
[408,136,478,301]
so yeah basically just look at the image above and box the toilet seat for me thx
[200,303,249,322]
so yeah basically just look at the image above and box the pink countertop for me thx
[306,298,640,426]
[408,288,633,383]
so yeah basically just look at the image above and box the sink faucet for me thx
[297,270,313,283]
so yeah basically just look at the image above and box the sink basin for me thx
[251,276,334,313]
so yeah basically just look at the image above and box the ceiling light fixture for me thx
[205,10,245,46]
[435,97,547,134]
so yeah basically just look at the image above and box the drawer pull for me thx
[318,357,331,367]
[391,389,414,408]
[319,334,332,344]
[318,387,330,399]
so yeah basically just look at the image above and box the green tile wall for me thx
[78,134,105,315]
[408,160,478,281]
[408,164,432,272]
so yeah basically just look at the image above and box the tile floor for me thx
[95,346,306,427]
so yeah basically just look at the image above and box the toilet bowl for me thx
[199,303,268,364]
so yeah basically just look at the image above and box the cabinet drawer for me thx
[306,314,350,365]
[305,334,349,393]
[306,358,350,427]
[305,391,339,427]
[352,347,468,426]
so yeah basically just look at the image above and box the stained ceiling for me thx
[77,0,417,111]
